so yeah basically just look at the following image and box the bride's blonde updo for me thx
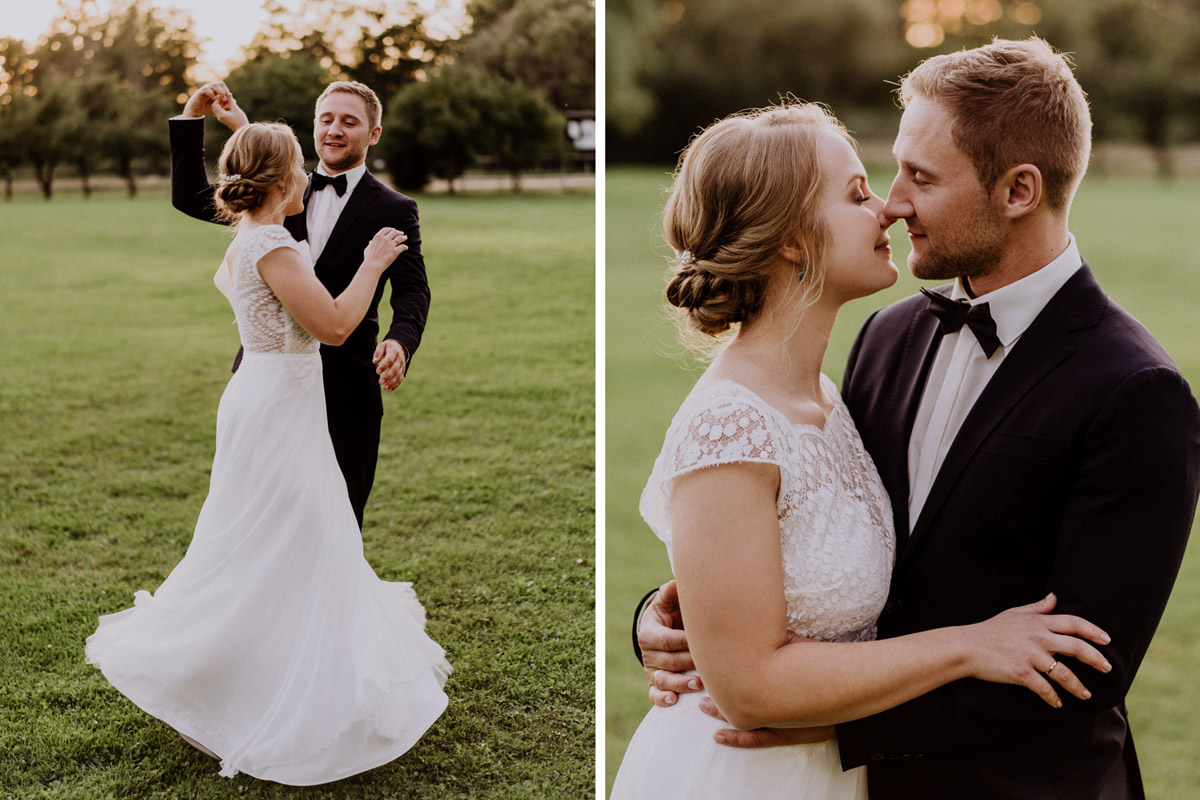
[213,122,302,220]
[664,102,850,337]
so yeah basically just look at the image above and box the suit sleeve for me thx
[381,195,431,368]
[837,366,1200,766]
[169,117,222,224]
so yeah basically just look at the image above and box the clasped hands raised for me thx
[183,80,248,131]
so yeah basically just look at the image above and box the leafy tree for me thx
[0,36,36,198]
[459,0,595,111]
[17,77,74,199]
[58,74,119,198]
[343,11,459,102]
[104,84,174,197]
[486,77,567,191]
[248,0,460,105]
[607,0,910,161]
[380,68,484,191]
[1067,0,1200,175]
[604,0,664,136]
[4,0,198,197]
[380,66,564,192]
[30,0,198,100]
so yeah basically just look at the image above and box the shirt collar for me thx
[950,234,1082,347]
[314,162,367,196]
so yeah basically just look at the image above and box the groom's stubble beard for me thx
[908,203,1007,283]
[318,142,369,173]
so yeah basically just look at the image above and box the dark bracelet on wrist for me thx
[632,588,661,666]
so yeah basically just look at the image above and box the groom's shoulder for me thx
[364,171,418,210]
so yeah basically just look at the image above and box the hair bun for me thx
[212,122,301,220]
[666,261,756,336]
[214,180,269,215]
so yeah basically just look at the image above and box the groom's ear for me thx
[994,163,1042,219]
[368,126,382,146]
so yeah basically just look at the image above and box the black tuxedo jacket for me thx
[836,264,1200,799]
[169,117,430,417]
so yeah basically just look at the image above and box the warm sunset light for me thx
[1,0,469,79]
[901,0,1045,47]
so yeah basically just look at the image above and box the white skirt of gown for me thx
[86,352,452,785]
[610,681,865,800]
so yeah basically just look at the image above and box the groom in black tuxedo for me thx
[170,80,430,528]
[634,38,1200,799]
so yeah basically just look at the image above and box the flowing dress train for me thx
[86,224,451,785]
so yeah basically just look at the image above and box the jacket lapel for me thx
[898,264,1107,565]
[315,172,379,271]
[884,303,944,544]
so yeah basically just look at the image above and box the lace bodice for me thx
[640,376,895,643]
[218,225,318,356]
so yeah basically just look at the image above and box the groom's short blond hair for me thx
[898,37,1091,211]
[315,81,383,130]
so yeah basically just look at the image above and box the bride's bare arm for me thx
[257,229,405,345]
[672,462,1111,731]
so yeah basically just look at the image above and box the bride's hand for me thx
[364,228,408,271]
[963,593,1112,708]
[698,696,835,748]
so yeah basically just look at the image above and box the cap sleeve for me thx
[237,225,307,282]
[639,386,785,564]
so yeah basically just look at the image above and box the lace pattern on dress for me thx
[640,376,896,643]
[228,225,319,357]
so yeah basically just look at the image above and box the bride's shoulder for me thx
[665,379,781,454]
[239,224,306,264]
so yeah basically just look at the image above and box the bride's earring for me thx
[779,243,806,280]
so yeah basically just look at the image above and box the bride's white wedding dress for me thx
[86,224,451,785]
[611,377,895,799]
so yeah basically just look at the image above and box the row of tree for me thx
[608,0,1200,172]
[0,0,595,198]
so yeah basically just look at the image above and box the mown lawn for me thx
[0,187,595,799]
[604,165,1200,797]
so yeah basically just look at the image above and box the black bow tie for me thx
[311,172,347,197]
[921,288,1001,358]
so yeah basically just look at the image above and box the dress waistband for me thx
[239,350,321,361]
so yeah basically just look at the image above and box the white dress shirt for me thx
[906,235,1083,530]
[306,163,367,262]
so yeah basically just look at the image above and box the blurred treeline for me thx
[0,0,595,198]
[608,0,1200,170]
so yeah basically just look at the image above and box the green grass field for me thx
[0,187,595,799]
[604,165,1200,796]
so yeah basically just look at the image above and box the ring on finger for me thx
[1045,660,1058,676]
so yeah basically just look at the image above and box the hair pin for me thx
[219,172,242,183]
[675,249,695,267]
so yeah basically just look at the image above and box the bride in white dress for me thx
[610,104,1109,799]
[86,122,451,785]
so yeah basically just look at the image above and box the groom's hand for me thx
[373,340,408,392]
[638,580,701,707]
[699,697,836,748]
